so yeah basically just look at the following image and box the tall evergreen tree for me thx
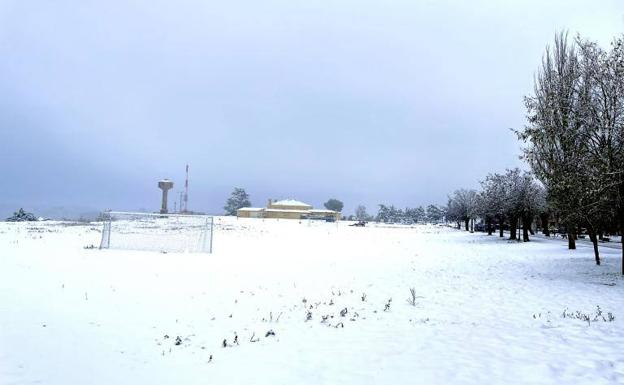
[224,188,251,215]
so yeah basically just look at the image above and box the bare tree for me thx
[355,205,370,221]
[518,32,624,268]
[576,35,624,270]
[517,32,584,250]
[479,172,510,237]
[447,189,479,231]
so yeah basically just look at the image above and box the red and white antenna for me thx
[183,164,189,213]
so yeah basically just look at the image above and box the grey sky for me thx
[1,0,622,217]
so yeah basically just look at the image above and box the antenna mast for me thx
[184,164,189,213]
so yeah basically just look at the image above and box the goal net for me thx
[99,211,214,253]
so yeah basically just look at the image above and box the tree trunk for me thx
[567,225,576,249]
[499,216,504,238]
[522,216,531,242]
[540,213,550,236]
[464,218,469,231]
[509,216,517,240]
[589,230,600,266]
[620,208,624,275]
[486,217,492,235]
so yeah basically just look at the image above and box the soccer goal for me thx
[99,211,214,253]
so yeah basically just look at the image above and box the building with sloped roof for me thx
[237,199,340,221]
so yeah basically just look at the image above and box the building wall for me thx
[237,210,251,218]
[237,209,264,218]
[238,201,340,221]
[264,211,303,220]
[308,210,341,221]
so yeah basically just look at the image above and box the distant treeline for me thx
[346,204,445,224]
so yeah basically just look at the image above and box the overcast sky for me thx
[1,0,623,217]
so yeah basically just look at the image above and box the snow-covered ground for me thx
[1,217,623,385]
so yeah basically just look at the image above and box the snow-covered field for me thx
[1,217,623,385]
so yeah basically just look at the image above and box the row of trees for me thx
[521,32,624,275]
[352,204,445,224]
[447,165,620,268]
[449,32,624,274]
[446,168,545,243]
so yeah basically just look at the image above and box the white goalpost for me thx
[99,211,214,253]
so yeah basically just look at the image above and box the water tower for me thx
[158,179,174,214]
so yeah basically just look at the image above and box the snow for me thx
[270,199,311,207]
[264,208,311,213]
[1,218,623,385]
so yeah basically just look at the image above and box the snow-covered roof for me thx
[265,208,310,213]
[309,209,338,213]
[237,207,264,212]
[270,199,312,207]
